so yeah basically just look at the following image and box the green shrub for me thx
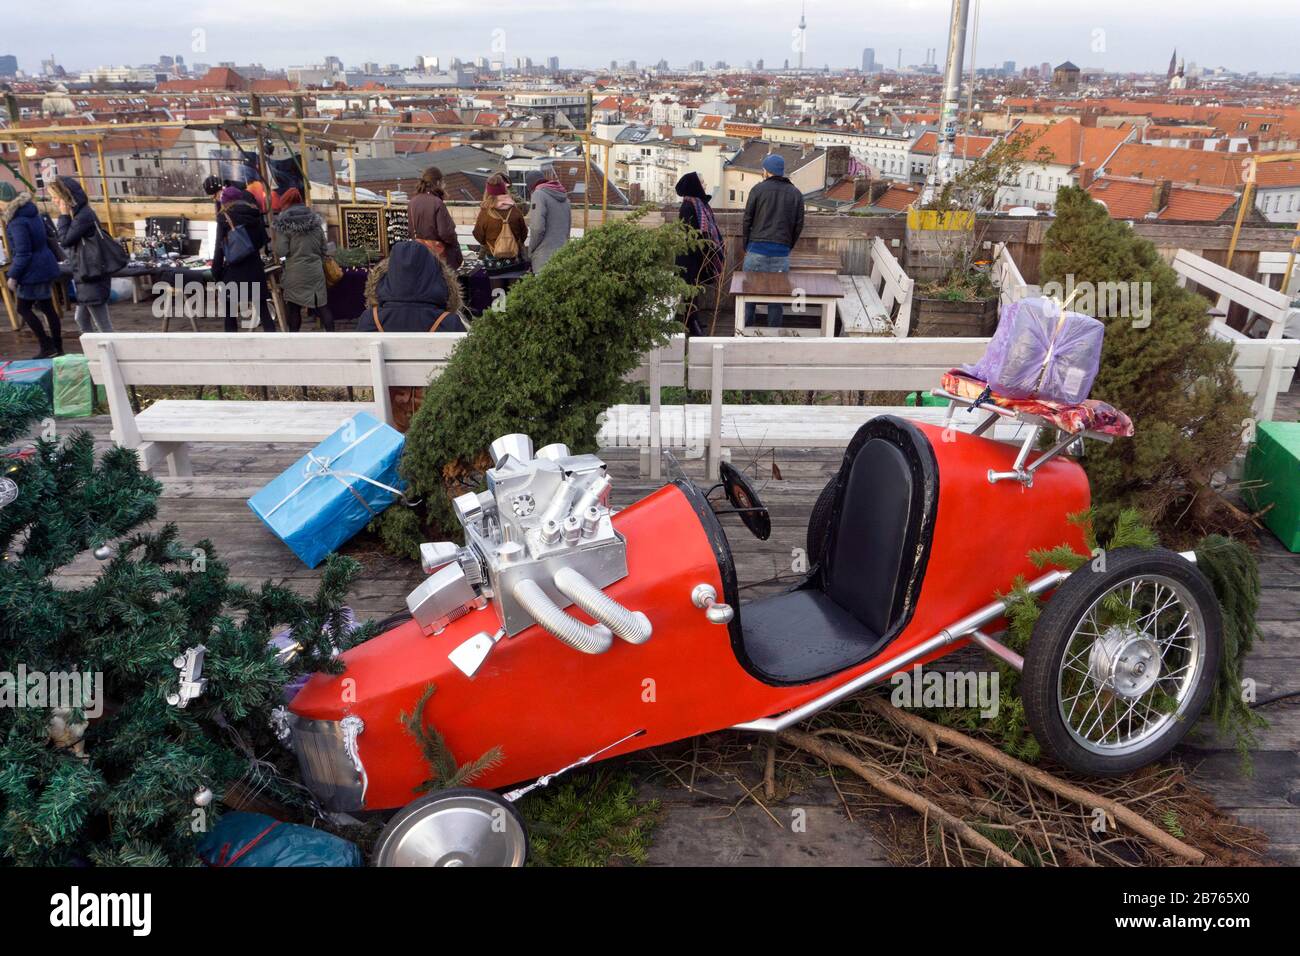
[380,213,698,554]
[1039,187,1251,542]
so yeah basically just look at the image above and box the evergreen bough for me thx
[0,384,372,865]
[380,213,699,554]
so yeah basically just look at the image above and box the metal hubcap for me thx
[377,792,527,867]
[1088,627,1162,699]
[1057,574,1204,757]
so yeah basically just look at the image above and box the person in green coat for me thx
[272,188,333,331]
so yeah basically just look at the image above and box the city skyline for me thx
[5,0,1297,78]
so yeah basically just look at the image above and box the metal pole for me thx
[1225,174,1254,268]
[583,91,593,231]
[94,137,115,235]
[922,0,971,205]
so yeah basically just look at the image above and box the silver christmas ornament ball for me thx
[193,787,214,807]
[93,544,114,561]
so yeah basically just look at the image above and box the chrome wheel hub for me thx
[1088,627,1162,699]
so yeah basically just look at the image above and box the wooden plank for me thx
[730,271,846,298]
[134,401,374,443]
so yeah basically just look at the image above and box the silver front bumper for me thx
[286,714,368,812]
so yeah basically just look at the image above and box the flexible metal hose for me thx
[512,578,613,655]
[553,567,653,644]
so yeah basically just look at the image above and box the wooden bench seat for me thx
[83,332,685,479]
[841,237,914,337]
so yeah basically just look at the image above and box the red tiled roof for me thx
[1103,143,1244,188]
[1086,175,1238,221]
[910,131,996,157]
[1255,160,1300,189]
[1011,119,1132,172]
[854,182,921,211]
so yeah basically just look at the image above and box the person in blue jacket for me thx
[2,191,64,356]
[49,176,114,333]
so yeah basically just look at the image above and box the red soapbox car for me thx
[282,396,1223,866]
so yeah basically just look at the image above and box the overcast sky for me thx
[7,0,1296,75]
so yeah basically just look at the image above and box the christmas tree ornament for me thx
[0,476,18,509]
[193,787,214,808]
[93,544,114,561]
[167,645,208,708]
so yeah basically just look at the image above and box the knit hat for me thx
[524,170,544,196]
[219,186,244,205]
[485,178,508,197]
[761,154,786,177]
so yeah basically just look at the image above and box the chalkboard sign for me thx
[340,205,384,253]
[383,206,410,248]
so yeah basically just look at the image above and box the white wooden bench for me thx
[1171,249,1300,422]
[686,336,1001,476]
[839,237,915,337]
[991,242,1039,308]
[81,332,685,478]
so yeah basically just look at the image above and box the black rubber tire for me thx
[806,477,837,567]
[373,787,529,867]
[1021,547,1222,776]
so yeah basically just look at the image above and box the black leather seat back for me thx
[824,437,914,637]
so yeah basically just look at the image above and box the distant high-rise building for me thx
[547,56,559,72]
[756,58,764,71]
[690,59,705,72]
[610,59,618,71]
[862,48,875,72]
[324,55,343,72]
[1040,61,1051,79]
[1003,60,1015,75]
[0,54,17,77]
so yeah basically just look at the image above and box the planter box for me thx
[912,296,999,337]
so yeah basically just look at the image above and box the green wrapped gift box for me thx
[1245,421,1300,553]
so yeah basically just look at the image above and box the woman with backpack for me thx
[472,173,527,269]
[212,186,274,332]
[2,191,64,356]
[50,176,115,333]
[273,188,334,331]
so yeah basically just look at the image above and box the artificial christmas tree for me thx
[0,382,372,865]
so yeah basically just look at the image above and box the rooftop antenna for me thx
[922,0,971,205]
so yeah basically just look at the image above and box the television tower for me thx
[797,2,807,71]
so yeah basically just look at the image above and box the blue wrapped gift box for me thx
[248,411,406,568]
[0,359,54,410]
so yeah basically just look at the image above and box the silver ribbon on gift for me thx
[265,423,415,518]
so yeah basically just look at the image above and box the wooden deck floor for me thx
[42,391,1299,865]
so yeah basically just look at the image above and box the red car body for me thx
[289,421,1089,811]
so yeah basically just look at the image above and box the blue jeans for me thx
[743,251,790,328]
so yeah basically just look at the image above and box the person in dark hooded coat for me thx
[49,176,114,332]
[673,172,723,336]
[212,186,275,332]
[3,191,64,356]
[355,240,465,333]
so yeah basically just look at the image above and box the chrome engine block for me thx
[406,434,648,669]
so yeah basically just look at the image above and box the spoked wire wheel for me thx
[1023,549,1222,776]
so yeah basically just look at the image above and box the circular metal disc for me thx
[375,789,527,867]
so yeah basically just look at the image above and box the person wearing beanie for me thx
[741,149,805,328]
[212,184,274,332]
[525,165,570,273]
[673,172,723,336]
[472,172,527,267]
